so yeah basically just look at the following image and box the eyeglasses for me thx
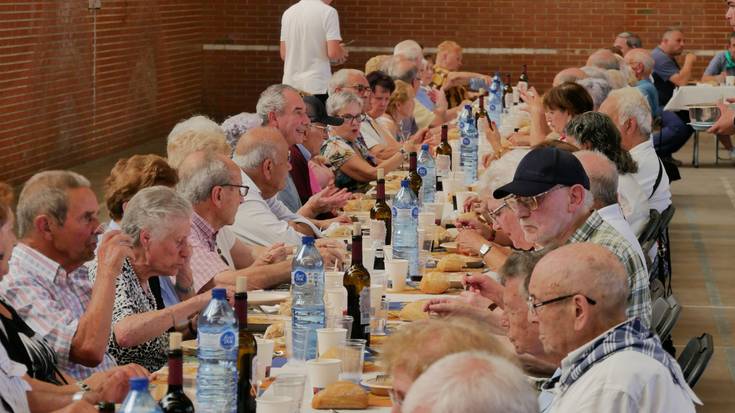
[340,113,366,123]
[527,293,597,316]
[309,124,328,132]
[505,186,563,213]
[219,184,249,197]
[485,202,508,225]
[347,84,372,94]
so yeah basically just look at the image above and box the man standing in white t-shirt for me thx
[280,0,347,101]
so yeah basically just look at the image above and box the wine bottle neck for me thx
[167,350,183,387]
[235,293,248,328]
[376,180,385,201]
[409,155,417,171]
[351,236,363,265]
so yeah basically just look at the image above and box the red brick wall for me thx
[0,1,204,185]
[202,0,732,120]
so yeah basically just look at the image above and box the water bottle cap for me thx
[212,288,227,300]
[302,236,315,245]
[421,143,429,150]
[129,377,149,391]
[401,179,409,188]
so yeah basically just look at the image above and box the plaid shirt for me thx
[189,212,230,293]
[568,211,652,327]
[0,243,117,380]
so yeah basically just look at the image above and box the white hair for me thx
[605,69,627,89]
[477,148,530,197]
[576,77,612,110]
[232,139,279,170]
[255,84,299,124]
[325,91,364,116]
[220,112,263,150]
[580,65,609,82]
[606,87,653,136]
[625,49,655,74]
[402,351,538,413]
[176,152,232,205]
[393,39,423,63]
[121,186,192,247]
[328,68,365,96]
[167,115,223,145]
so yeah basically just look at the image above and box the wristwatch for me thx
[479,243,492,257]
[72,391,86,402]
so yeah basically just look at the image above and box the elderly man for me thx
[624,49,660,118]
[176,151,292,293]
[600,88,672,213]
[586,49,620,70]
[430,41,488,109]
[574,150,647,266]
[652,29,697,161]
[257,84,350,220]
[552,67,587,86]
[614,31,642,55]
[528,243,699,412]
[491,147,651,326]
[280,0,346,101]
[393,39,423,67]
[401,351,538,413]
[380,317,511,411]
[0,171,130,379]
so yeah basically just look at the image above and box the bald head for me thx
[586,49,620,70]
[553,68,588,86]
[234,126,288,168]
[574,150,619,208]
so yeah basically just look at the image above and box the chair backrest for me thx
[638,209,662,251]
[677,333,714,388]
[658,204,676,230]
[651,295,681,341]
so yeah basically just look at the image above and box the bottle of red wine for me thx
[159,332,194,413]
[343,223,371,341]
[235,277,257,413]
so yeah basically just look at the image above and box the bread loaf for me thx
[399,300,430,321]
[419,272,450,294]
[311,381,369,409]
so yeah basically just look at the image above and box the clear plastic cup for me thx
[272,374,306,413]
[337,339,366,383]
[256,395,293,413]
[371,297,390,336]
[316,328,347,357]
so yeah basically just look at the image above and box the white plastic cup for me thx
[418,211,435,230]
[383,245,393,261]
[727,75,735,86]
[306,358,342,394]
[255,338,275,378]
[386,259,408,291]
[256,396,293,413]
[316,328,347,357]
[424,203,445,224]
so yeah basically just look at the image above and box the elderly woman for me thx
[103,154,190,308]
[321,91,417,192]
[564,111,650,235]
[90,186,209,372]
[377,80,417,141]
[166,115,231,169]
[522,81,594,146]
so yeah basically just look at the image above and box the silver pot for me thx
[687,105,721,123]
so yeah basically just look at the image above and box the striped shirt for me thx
[189,212,231,293]
[0,243,116,380]
[568,212,652,328]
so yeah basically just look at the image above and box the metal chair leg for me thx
[692,131,699,168]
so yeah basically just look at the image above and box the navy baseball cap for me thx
[303,95,344,126]
[493,147,590,199]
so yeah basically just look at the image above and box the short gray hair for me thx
[576,77,611,110]
[176,152,232,204]
[402,351,538,413]
[326,91,364,116]
[121,186,192,247]
[385,56,418,84]
[220,112,263,150]
[499,250,547,297]
[17,170,91,238]
[328,69,365,96]
[167,115,222,145]
[606,87,653,136]
[232,129,281,170]
[393,39,423,63]
[625,49,655,74]
[255,84,300,124]
[574,150,620,208]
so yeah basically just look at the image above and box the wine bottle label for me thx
[199,329,238,351]
[436,155,450,175]
[359,287,371,325]
[504,93,513,109]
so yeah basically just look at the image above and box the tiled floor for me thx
[70,134,735,411]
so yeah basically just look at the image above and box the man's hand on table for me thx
[707,101,735,135]
[254,242,289,266]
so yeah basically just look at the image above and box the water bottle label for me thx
[462,137,470,146]
[199,330,238,351]
[417,166,427,176]
[359,287,371,325]
[293,270,307,286]
[411,207,419,219]
[489,104,497,111]
[393,207,412,218]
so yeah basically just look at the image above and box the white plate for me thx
[248,290,290,306]
[439,241,458,252]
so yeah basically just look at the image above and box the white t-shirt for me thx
[617,173,650,237]
[280,0,342,94]
[629,138,672,213]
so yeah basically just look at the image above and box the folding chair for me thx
[651,295,681,342]
[677,333,714,388]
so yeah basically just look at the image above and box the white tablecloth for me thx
[664,85,735,111]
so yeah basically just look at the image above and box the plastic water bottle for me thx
[488,74,503,129]
[120,377,163,413]
[392,179,420,278]
[291,236,326,362]
[197,288,238,413]
[457,104,472,131]
[460,106,479,185]
[417,144,436,203]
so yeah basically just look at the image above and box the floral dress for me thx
[89,258,168,372]
[320,135,377,193]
